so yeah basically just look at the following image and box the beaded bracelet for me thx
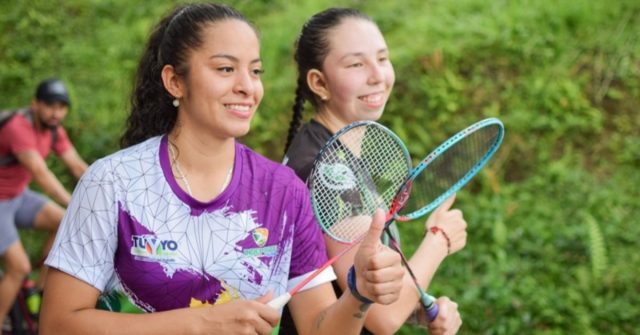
[429,226,451,255]
[347,266,373,305]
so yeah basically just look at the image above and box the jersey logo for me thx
[244,228,277,257]
[130,234,178,262]
[252,228,269,247]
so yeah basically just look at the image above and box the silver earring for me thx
[172,99,180,107]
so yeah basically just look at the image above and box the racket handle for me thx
[426,303,439,322]
[267,292,291,309]
[419,292,439,322]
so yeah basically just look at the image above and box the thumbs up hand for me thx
[353,208,405,305]
[425,193,467,256]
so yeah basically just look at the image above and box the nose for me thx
[53,105,68,118]
[367,62,385,85]
[233,70,257,96]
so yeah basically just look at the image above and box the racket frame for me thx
[308,120,412,243]
[395,117,505,221]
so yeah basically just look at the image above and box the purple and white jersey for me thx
[46,136,334,313]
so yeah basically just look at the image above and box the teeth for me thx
[226,104,250,111]
[361,93,383,104]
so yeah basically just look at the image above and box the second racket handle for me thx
[267,292,291,309]
[419,291,439,322]
[426,303,439,322]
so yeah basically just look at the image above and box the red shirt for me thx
[0,109,72,199]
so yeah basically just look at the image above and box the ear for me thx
[306,69,330,101]
[161,64,183,99]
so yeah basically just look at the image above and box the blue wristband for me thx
[347,266,373,305]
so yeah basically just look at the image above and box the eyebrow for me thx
[338,48,389,61]
[210,54,262,64]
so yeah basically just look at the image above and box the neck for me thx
[313,108,349,134]
[168,129,235,201]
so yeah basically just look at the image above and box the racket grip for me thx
[267,292,291,309]
[426,303,439,322]
[419,293,439,322]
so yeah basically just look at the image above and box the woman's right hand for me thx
[418,296,462,335]
[195,292,280,335]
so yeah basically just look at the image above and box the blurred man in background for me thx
[0,78,87,325]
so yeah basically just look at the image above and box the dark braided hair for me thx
[283,8,372,153]
[121,3,252,148]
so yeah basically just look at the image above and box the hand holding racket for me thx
[409,296,462,334]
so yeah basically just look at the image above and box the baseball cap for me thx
[35,78,71,106]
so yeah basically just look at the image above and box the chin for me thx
[231,125,251,138]
[362,110,384,121]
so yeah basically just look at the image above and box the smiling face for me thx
[175,19,263,139]
[316,18,395,126]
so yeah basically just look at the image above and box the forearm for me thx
[69,160,88,180]
[308,292,370,335]
[406,234,448,289]
[61,149,88,180]
[41,307,204,335]
[33,168,72,206]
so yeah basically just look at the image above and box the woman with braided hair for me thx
[282,7,467,335]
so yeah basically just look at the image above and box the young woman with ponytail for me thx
[282,8,468,335]
[39,4,406,335]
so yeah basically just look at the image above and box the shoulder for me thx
[291,121,332,150]
[237,142,307,191]
[1,109,32,132]
[283,121,332,181]
[84,136,161,183]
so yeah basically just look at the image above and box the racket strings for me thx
[309,124,411,243]
[399,124,502,217]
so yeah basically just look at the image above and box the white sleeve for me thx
[287,266,337,293]
[45,158,119,292]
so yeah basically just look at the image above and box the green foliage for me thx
[1,0,638,334]
[585,213,607,279]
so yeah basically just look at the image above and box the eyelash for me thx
[348,57,389,68]
[216,67,264,76]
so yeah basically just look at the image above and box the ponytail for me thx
[120,12,177,148]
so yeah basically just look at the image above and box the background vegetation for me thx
[2,0,638,333]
